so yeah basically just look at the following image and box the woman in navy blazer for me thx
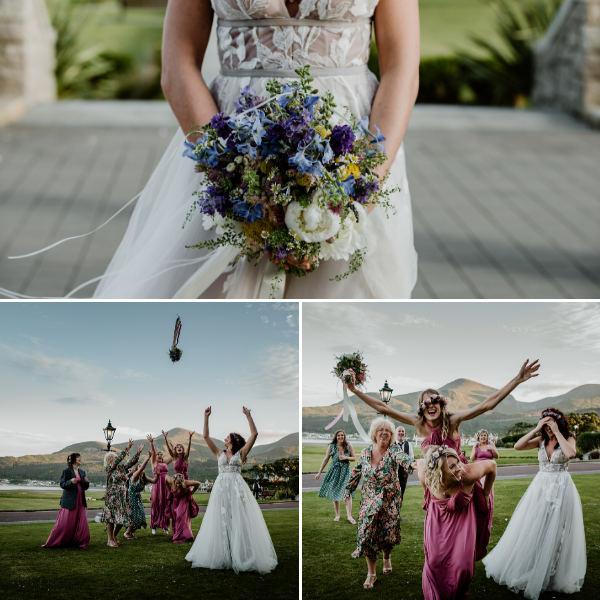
[43,453,91,548]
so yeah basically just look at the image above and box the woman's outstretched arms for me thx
[451,360,540,426]
[240,407,258,462]
[202,407,221,458]
[161,0,219,139]
[346,381,419,426]
[185,430,195,461]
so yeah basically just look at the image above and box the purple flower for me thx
[354,178,379,203]
[197,185,228,217]
[210,112,231,139]
[330,125,355,155]
[283,109,311,136]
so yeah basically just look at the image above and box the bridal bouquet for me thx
[168,316,183,363]
[183,65,399,293]
[332,352,369,386]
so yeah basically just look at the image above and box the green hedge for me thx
[577,432,600,454]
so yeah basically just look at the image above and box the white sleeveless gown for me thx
[92,0,418,299]
[185,451,278,574]
[482,441,586,599]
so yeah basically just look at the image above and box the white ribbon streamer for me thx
[342,383,371,444]
[258,259,286,299]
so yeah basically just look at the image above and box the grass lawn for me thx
[303,445,541,472]
[0,491,277,511]
[302,475,600,599]
[1,509,298,600]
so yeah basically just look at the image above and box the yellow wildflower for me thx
[315,125,331,139]
[260,160,275,174]
[341,163,360,180]
[243,218,273,243]
[295,172,312,187]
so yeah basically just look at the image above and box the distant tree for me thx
[504,421,537,436]
[566,412,600,435]
[576,432,600,454]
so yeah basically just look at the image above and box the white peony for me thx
[284,189,341,243]
[202,213,243,236]
[319,202,367,261]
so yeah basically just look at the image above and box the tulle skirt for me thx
[185,472,277,574]
[482,470,586,599]
[93,71,417,299]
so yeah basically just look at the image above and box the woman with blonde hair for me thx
[344,416,415,589]
[347,360,540,464]
[417,445,496,600]
[315,429,356,524]
[469,429,499,463]
[101,439,144,548]
[167,473,201,543]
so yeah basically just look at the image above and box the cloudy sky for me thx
[0,302,299,456]
[303,302,600,407]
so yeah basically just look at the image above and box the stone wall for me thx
[532,0,600,126]
[0,0,56,124]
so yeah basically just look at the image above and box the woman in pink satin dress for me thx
[43,453,90,549]
[168,474,200,543]
[147,434,172,535]
[162,429,194,483]
[347,360,540,462]
[417,445,497,600]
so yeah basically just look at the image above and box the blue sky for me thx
[303,302,600,407]
[0,302,299,456]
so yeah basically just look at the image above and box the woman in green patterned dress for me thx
[344,417,416,589]
[315,430,356,524]
[101,439,144,548]
[124,450,158,539]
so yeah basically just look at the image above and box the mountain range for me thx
[0,430,299,484]
[302,379,600,437]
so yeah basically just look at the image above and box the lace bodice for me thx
[219,450,243,473]
[538,441,569,472]
[212,0,379,72]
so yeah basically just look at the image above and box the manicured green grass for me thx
[0,491,275,511]
[1,509,298,600]
[303,445,540,472]
[302,475,600,599]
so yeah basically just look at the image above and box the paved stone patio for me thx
[0,102,599,299]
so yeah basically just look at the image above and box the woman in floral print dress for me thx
[125,450,158,538]
[344,416,415,589]
[101,439,144,548]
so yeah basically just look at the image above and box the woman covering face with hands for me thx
[483,408,586,600]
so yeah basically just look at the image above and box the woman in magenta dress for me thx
[417,445,497,600]
[147,434,172,535]
[162,429,194,483]
[43,453,90,549]
[347,359,539,462]
[469,429,498,497]
[168,474,200,543]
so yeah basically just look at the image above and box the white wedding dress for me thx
[482,441,586,599]
[185,450,278,574]
[92,0,417,299]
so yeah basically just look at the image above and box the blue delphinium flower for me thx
[210,113,230,139]
[231,198,263,222]
[198,185,228,217]
[276,84,295,109]
[288,148,323,178]
[358,116,386,152]
[182,136,204,160]
[303,95,320,119]
[313,133,334,164]
[340,175,355,196]
[330,125,355,155]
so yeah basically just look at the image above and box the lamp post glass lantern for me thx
[103,419,116,452]
[379,380,393,406]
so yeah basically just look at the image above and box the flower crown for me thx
[542,410,561,420]
[418,394,449,415]
[428,445,450,470]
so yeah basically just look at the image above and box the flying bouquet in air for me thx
[168,316,183,363]
[183,65,399,295]
[332,351,369,387]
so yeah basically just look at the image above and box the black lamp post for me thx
[285,465,290,498]
[378,380,393,413]
[103,419,116,452]
[574,423,579,441]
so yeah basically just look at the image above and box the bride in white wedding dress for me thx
[185,406,277,574]
[91,0,419,299]
[482,408,586,600]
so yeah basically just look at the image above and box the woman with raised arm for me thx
[347,360,540,463]
[101,440,144,548]
[343,417,415,589]
[43,453,90,549]
[315,430,356,524]
[186,406,277,573]
[162,429,195,483]
[124,450,158,539]
[167,474,201,543]
[417,445,496,600]
[147,434,171,535]
[483,408,586,600]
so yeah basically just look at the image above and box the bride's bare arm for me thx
[161,0,219,140]
[368,0,420,213]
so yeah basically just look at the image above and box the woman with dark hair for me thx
[483,408,586,599]
[101,440,144,548]
[417,445,496,600]
[315,430,356,524]
[124,450,159,539]
[147,434,171,535]
[185,406,277,573]
[167,473,201,543]
[43,453,90,549]
[347,360,540,463]
[162,428,194,482]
